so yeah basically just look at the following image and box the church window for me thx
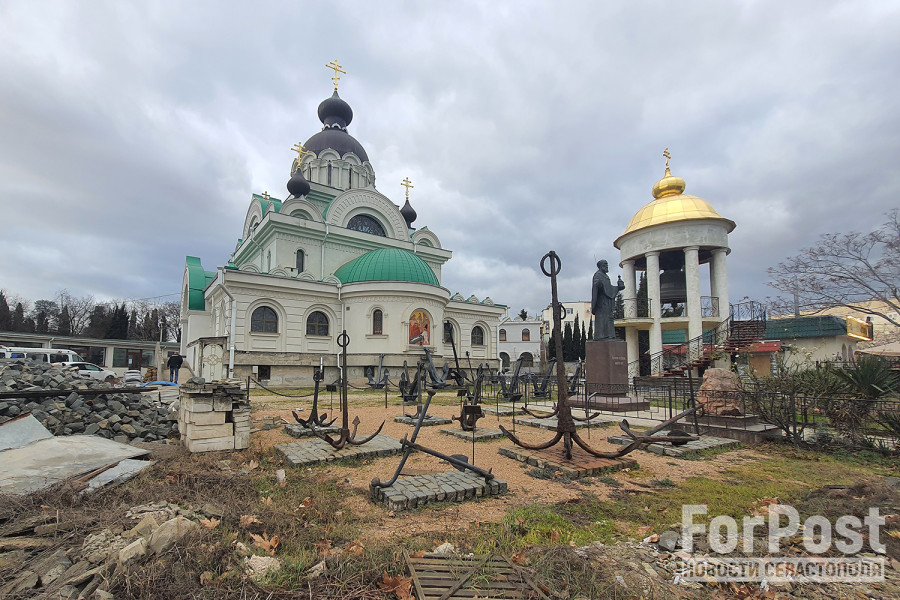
[521,328,530,341]
[500,352,510,369]
[347,215,386,237]
[327,163,332,185]
[267,251,272,272]
[499,329,506,342]
[373,309,383,335]
[520,352,534,368]
[471,326,484,346]
[306,311,329,336]
[250,306,278,333]
[443,322,453,344]
[296,249,305,273]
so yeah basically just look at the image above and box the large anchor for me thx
[452,364,485,431]
[366,354,389,389]
[309,331,385,449]
[422,347,450,389]
[372,361,494,491]
[444,321,468,387]
[497,357,524,403]
[500,251,699,460]
[531,359,557,399]
[292,366,337,428]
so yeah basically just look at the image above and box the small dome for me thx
[334,248,439,285]
[286,169,310,197]
[400,198,417,227]
[303,90,369,163]
[617,165,735,243]
[317,91,353,128]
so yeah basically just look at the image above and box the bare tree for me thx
[161,301,182,342]
[55,290,96,336]
[767,210,900,327]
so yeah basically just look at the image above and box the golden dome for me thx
[618,165,735,240]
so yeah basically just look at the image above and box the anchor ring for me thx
[540,251,562,278]
[337,331,350,348]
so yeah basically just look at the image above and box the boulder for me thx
[148,516,199,554]
[119,538,148,564]
[696,368,743,416]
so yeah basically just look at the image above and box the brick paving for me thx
[439,427,506,441]
[394,415,452,426]
[512,415,604,431]
[498,445,636,478]
[606,430,741,458]
[283,423,342,438]
[369,471,507,510]
[275,434,402,467]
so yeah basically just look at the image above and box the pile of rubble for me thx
[0,360,177,442]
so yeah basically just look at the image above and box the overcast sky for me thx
[1,1,898,318]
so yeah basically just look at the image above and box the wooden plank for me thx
[406,552,547,600]
[437,554,491,600]
[402,549,426,600]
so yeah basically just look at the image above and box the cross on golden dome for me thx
[326,60,346,91]
[401,177,414,201]
[663,148,671,175]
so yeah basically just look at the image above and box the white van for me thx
[0,347,84,363]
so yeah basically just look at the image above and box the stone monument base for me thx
[585,339,628,397]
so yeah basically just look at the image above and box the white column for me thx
[684,246,702,341]
[622,259,636,318]
[710,248,730,322]
[645,251,663,373]
[625,327,638,379]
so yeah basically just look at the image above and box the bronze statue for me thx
[591,259,624,341]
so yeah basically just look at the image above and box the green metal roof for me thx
[765,316,847,339]
[185,256,216,311]
[334,248,439,285]
[253,193,282,215]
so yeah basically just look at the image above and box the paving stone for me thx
[481,403,525,416]
[369,471,507,510]
[498,445,636,479]
[606,431,741,458]
[283,423,342,438]
[394,415,452,426]
[439,427,505,441]
[511,416,598,431]
[275,434,403,467]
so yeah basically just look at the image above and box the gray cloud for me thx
[1,0,898,318]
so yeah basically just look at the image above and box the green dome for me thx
[334,248,439,285]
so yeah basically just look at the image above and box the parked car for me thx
[58,362,117,381]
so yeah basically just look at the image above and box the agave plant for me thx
[833,355,898,400]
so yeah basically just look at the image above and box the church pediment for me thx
[326,190,409,241]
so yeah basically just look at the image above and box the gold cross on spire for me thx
[663,147,671,174]
[262,191,270,200]
[326,59,346,91]
[291,142,312,167]
[401,177,414,201]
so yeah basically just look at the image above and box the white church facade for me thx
[180,78,505,385]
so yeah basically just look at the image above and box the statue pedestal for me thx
[585,340,628,397]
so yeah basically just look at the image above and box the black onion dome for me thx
[400,198,417,227]
[317,91,353,128]
[287,169,310,198]
[304,91,370,162]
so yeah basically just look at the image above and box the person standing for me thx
[167,352,184,383]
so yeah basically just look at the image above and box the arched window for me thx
[499,329,507,342]
[373,309,383,335]
[500,352,510,369]
[347,215,386,237]
[443,322,454,344]
[250,306,278,333]
[471,326,484,346]
[266,251,272,271]
[521,328,530,341]
[520,352,534,368]
[296,249,305,273]
[306,311,329,336]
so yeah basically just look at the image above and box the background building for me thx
[498,315,542,371]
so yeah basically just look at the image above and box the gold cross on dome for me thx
[326,59,346,91]
[663,148,671,171]
[401,177,414,201]
[291,142,312,166]
[262,191,270,200]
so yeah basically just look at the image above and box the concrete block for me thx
[234,431,250,450]
[213,397,234,412]
[184,422,234,440]
[180,396,213,412]
[185,411,226,426]
[185,436,235,452]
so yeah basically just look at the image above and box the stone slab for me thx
[182,410,226,426]
[498,445,636,479]
[439,427,505,441]
[606,431,742,458]
[511,416,598,431]
[585,339,628,396]
[185,436,234,453]
[184,422,233,440]
[369,471,507,511]
[481,403,525,416]
[283,424,342,438]
[394,415,452,426]
[276,434,402,467]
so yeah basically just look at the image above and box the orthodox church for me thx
[180,68,505,385]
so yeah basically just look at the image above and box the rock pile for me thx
[0,359,177,442]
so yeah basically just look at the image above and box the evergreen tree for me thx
[105,304,129,339]
[23,317,36,333]
[32,300,59,332]
[518,308,528,320]
[128,310,137,339]
[572,314,581,361]
[12,303,25,332]
[563,322,574,361]
[57,306,72,336]
[581,322,587,358]
[587,318,593,343]
[86,305,110,339]
[35,310,49,334]
[547,330,558,361]
[637,272,648,317]
[0,292,11,331]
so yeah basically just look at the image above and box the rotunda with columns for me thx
[614,154,735,377]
